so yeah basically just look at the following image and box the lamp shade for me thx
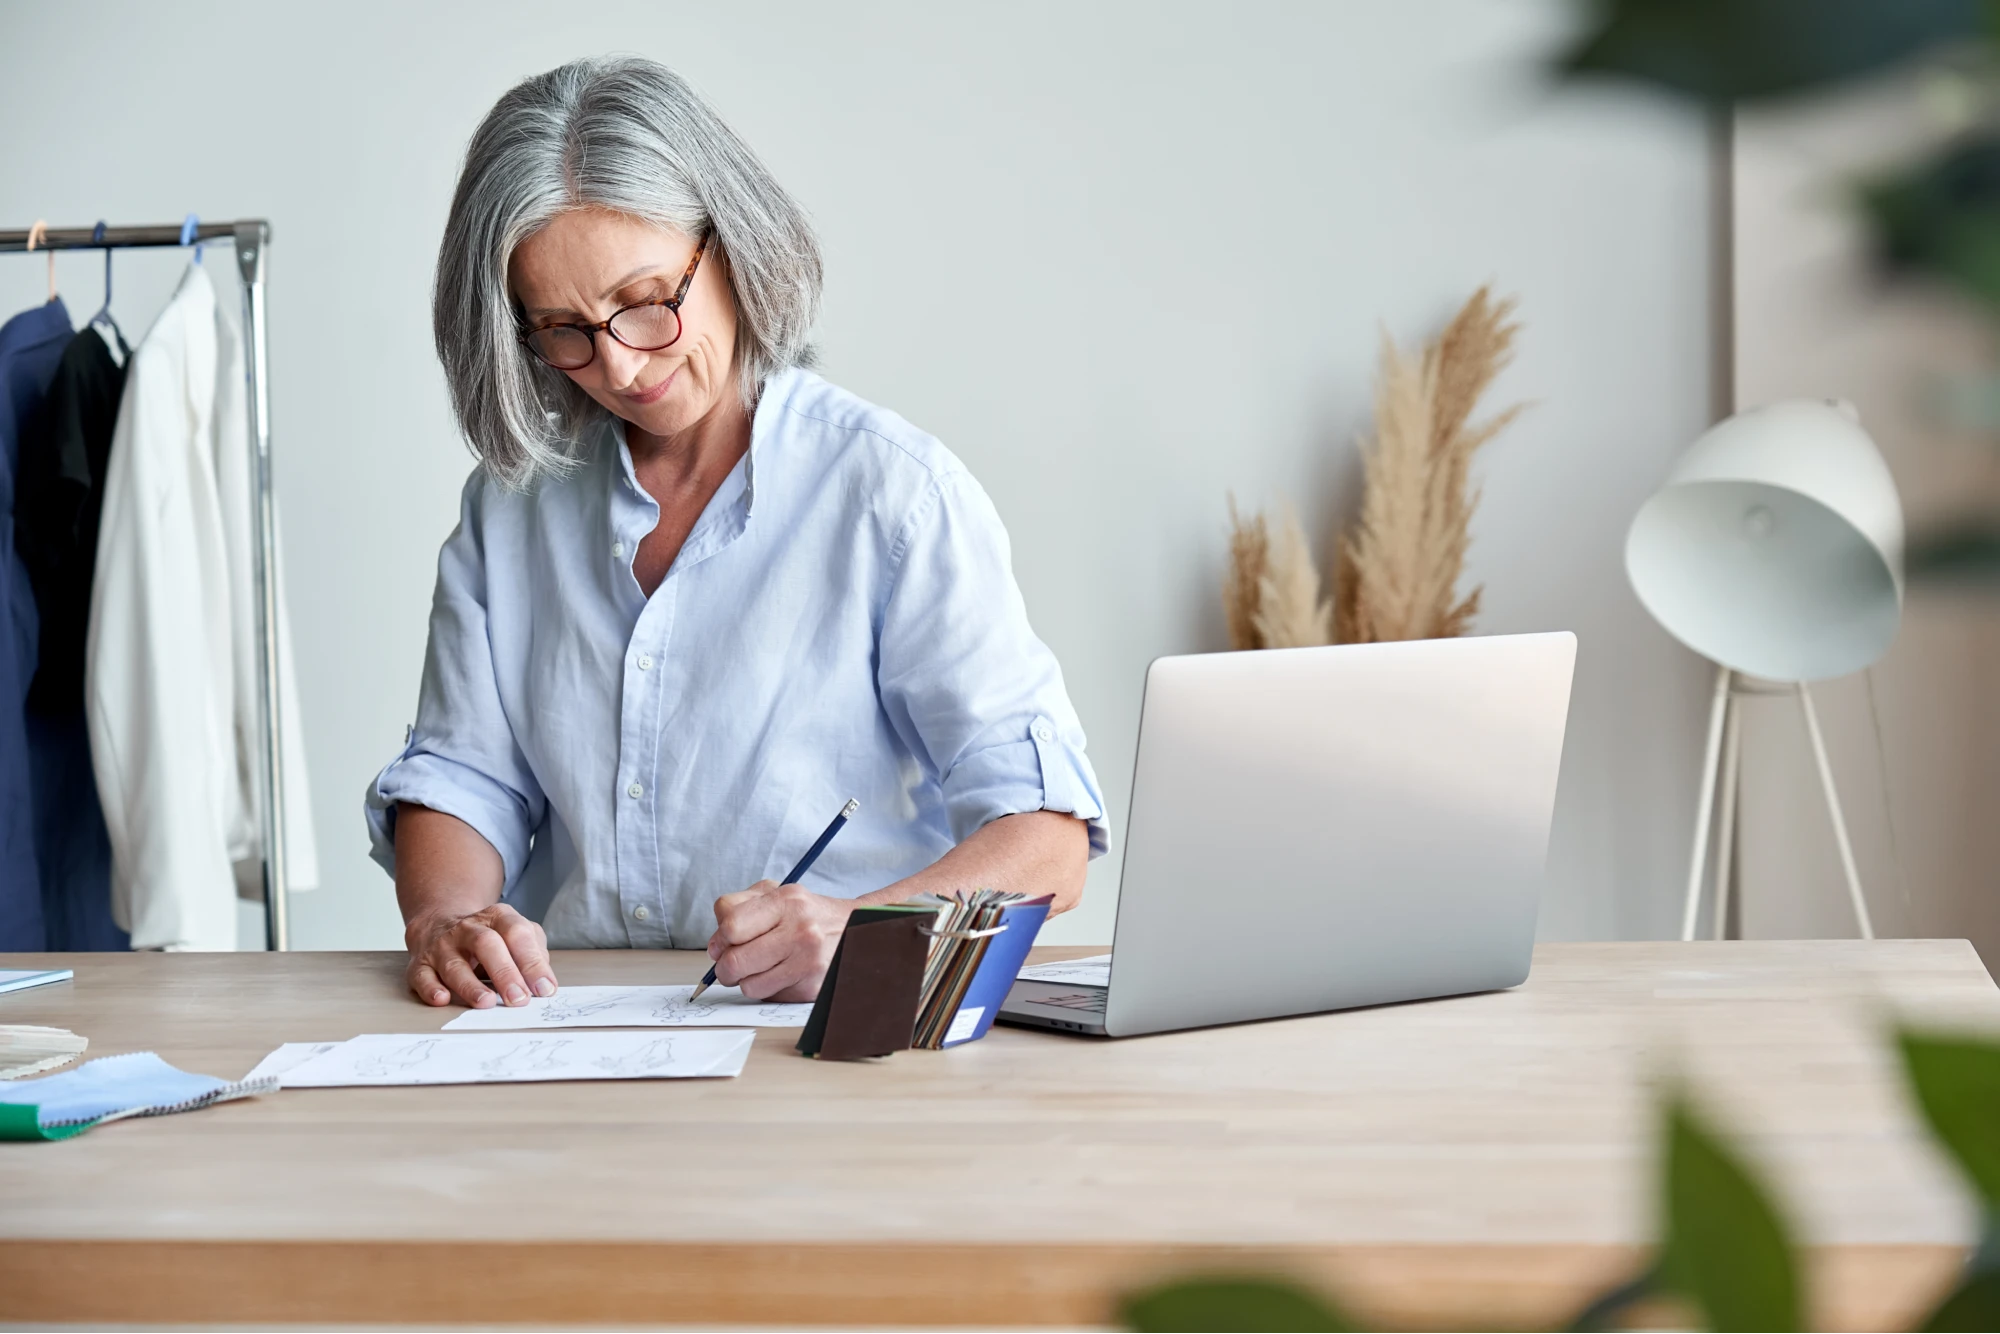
[1625,399,1903,683]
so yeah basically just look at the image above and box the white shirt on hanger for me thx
[85,261,318,951]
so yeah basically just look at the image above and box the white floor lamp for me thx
[1625,399,1904,941]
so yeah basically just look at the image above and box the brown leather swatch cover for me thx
[815,916,929,1060]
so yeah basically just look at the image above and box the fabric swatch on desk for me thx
[0,1024,87,1079]
[439,984,813,1031]
[0,1050,275,1139]
[276,1029,755,1087]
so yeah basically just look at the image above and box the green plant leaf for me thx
[1657,1098,1803,1331]
[1907,524,2000,588]
[1859,137,2000,306]
[1899,1032,2000,1204]
[1920,1272,2000,1328]
[1120,1276,1352,1333]
[1558,0,1982,104]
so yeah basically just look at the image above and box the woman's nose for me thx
[597,335,650,388]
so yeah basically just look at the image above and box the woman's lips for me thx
[624,369,676,406]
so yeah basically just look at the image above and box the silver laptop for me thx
[999,632,1577,1038]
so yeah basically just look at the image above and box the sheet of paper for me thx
[276,1029,754,1087]
[439,984,813,1031]
[1016,954,1111,987]
[244,1042,342,1083]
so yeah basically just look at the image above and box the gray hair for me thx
[434,56,823,487]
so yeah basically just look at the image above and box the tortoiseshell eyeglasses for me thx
[520,232,709,371]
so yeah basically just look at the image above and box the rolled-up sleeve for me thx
[364,476,546,890]
[876,469,1109,857]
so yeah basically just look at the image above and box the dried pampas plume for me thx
[1335,286,1524,644]
[1223,496,1270,651]
[1224,286,1524,650]
[1225,499,1331,651]
[1255,507,1333,648]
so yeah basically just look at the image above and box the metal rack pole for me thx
[0,221,257,250]
[233,223,289,952]
[2,217,289,950]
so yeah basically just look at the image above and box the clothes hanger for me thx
[180,213,202,266]
[24,220,54,302]
[89,220,124,344]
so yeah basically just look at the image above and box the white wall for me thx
[0,0,1713,950]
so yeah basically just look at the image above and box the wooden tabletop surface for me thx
[0,939,1994,1329]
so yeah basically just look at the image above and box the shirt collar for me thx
[605,367,803,523]
[743,366,807,517]
[606,371,799,577]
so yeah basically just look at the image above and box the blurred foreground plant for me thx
[1560,0,2000,585]
[1120,1028,2000,1331]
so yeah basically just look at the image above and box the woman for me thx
[366,57,1106,1009]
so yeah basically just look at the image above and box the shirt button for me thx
[612,541,625,558]
[627,782,644,799]
[633,905,650,921]
[637,654,653,671]
[1035,723,1054,742]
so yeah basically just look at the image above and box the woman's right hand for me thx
[404,904,558,1008]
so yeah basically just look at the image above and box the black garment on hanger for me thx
[14,326,129,716]
[13,324,130,953]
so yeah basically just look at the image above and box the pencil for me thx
[690,798,860,1000]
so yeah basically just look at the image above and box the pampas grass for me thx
[1225,286,1524,649]
[1255,506,1333,648]
[1224,496,1271,651]
[1337,286,1522,643]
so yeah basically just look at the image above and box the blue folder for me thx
[937,895,1051,1048]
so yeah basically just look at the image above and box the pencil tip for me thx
[688,981,710,1001]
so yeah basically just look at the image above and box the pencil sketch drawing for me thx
[354,1038,441,1077]
[650,995,721,1024]
[478,1039,574,1077]
[538,991,637,1024]
[592,1037,682,1075]
[440,984,813,1030]
[277,1028,757,1086]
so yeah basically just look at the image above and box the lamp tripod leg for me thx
[1682,664,1733,941]
[1797,682,1874,940]
[1712,692,1741,940]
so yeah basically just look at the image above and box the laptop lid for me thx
[1101,632,1576,1038]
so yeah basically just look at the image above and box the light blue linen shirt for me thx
[366,368,1107,949]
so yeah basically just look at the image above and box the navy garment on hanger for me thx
[0,296,72,951]
[14,323,131,952]
[18,326,129,715]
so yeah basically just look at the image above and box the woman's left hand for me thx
[707,881,860,1001]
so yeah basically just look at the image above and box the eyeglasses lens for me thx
[609,304,680,351]
[527,326,594,370]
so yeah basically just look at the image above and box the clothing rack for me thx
[0,219,292,950]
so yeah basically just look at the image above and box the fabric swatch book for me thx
[0,1052,274,1141]
[911,890,1052,1049]
[795,903,933,1060]
[796,890,1052,1058]
[0,969,73,997]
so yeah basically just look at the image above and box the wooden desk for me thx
[0,941,1992,1329]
